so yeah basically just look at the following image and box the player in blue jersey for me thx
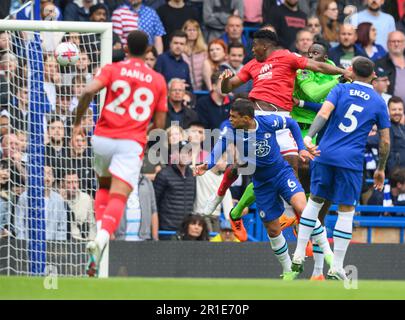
[291,57,391,280]
[194,99,330,280]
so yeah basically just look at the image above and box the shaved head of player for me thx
[307,42,328,63]
[125,30,149,58]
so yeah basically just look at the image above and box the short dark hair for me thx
[388,96,404,107]
[253,29,279,46]
[352,57,374,78]
[47,115,63,126]
[170,30,187,43]
[228,42,245,54]
[231,98,255,118]
[145,45,158,58]
[127,30,149,56]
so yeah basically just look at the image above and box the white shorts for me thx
[254,110,298,156]
[91,135,143,189]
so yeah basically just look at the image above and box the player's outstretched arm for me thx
[306,59,352,79]
[220,69,245,94]
[374,128,390,191]
[73,79,104,133]
[304,101,335,151]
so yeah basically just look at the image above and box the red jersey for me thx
[94,57,168,148]
[237,50,308,112]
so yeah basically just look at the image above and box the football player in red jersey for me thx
[73,30,167,277]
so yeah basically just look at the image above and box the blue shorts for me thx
[310,161,362,206]
[254,167,304,223]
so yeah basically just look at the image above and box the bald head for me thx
[387,31,405,56]
[339,24,357,49]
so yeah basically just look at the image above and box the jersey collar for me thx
[353,81,374,89]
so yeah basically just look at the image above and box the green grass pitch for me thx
[1,276,405,299]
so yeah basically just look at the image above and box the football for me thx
[54,41,80,66]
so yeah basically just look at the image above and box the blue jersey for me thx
[316,81,391,171]
[207,115,304,186]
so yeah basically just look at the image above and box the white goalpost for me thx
[0,19,112,277]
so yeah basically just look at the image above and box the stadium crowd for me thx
[0,0,404,242]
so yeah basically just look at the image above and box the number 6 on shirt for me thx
[105,80,154,122]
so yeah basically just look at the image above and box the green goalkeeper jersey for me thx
[292,59,340,124]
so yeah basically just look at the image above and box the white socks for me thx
[294,198,324,260]
[312,238,324,277]
[95,229,110,251]
[269,233,291,273]
[332,210,354,270]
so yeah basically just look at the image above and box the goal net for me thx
[0,19,112,277]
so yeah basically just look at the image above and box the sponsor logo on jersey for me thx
[254,140,271,157]
[258,63,273,80]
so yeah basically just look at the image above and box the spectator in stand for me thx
[193,154,233,233]
[61,170,96,241]
[165,78,199,129]
[0,1,11,20]
[375,31,405,103]
[155,30,193,90]
[203,0,244,42]
[356,22,387,62]
[202,39,227,91]
[316,0,339,46]
[144,46,158,68]
[182,19,207,91]
[262,0,307,50]
[293,28,314,56]
[63,0,93,21]
[0,111,9,137]
[45,116,66,182]
[196,71,231,130]
[328,23,367,69]
[210,219,240,242]
[386,97,405,176]
[63,132,96,196]
[143,0,166,10]
[0,31,10,60]
[43,55,61,110]
[87,3,125,63]
[307,15,325,44]
[350,0,396,51]
[154,140,196,240]
[174,214,209,241]
[219,42,252,95]
[15,166,68,240]
[220,15,252,63]
[1,133,25,197]
[115,173,159,241]
[53,85,73,124]
[187,121,209,165]
[157,0,199,51]
[367,167,405,216]
[372,66,392,105]
[15,131,27,165]
[76,52,92,83]
[112,0,166,54]
[243,0,263,28]
[9,84,28,133]
[183,90,197,110]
